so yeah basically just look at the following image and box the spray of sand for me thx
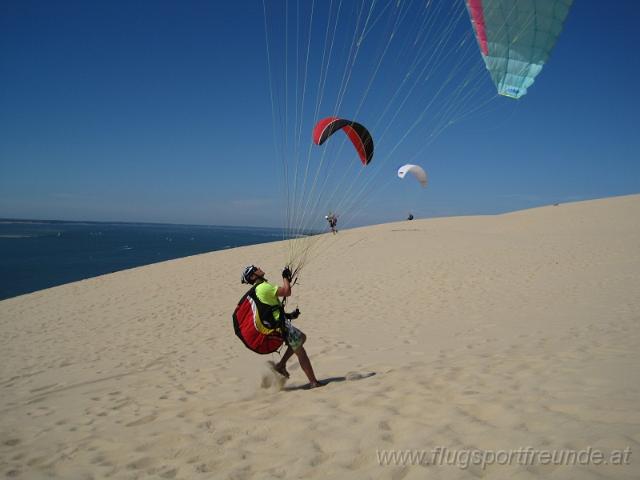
[259,361,288,391]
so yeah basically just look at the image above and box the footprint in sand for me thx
[345,371,375,381]
[378,420,394,442]
[215,433,233,445]
[29,383,58,393]
[309,453,329,467]
[159,468,178,478]
[26,457,47,467]
[126,457,154,470]
[90,455,111,467]
[125,414,157,427]
[111,399,132,410]
[195,463,215,473]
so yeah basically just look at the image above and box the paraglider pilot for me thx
[241,265,324,388]
[325,213,338,234]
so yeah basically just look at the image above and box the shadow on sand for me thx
[283,371,377,392]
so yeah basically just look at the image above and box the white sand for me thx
[1,194,639,479]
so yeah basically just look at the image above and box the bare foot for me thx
[308,381,326,389]
[274,363,290,378]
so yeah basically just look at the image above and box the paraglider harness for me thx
[232,285,287,354]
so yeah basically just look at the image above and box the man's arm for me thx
[276,267,292,297]
[276,277,291,297]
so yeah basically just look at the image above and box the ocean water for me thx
[0,220,293,301]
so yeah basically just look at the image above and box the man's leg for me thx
[279,328,324,388]
[292,332,322,387]
[294,345,321,387]
[275,332,303,379]
[275,347,294,378]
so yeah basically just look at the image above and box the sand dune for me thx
[1,195,639,479]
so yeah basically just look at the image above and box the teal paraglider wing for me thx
[465,0,573,99]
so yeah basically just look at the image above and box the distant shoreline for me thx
[4,193,638,230]
[0,222,314,301]
[0,218,285,231]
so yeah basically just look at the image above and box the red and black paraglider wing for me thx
[312,116,374,165]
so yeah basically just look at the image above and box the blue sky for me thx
[1,0,638,229]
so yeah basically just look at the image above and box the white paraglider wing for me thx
[397,164,427,187]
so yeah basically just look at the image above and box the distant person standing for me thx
[326,213,338,234]
[407,213,414,221]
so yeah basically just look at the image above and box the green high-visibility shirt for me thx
[255,282,281,321]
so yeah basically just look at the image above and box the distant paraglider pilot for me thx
[234,265,324,389]
[325,213,338,234]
